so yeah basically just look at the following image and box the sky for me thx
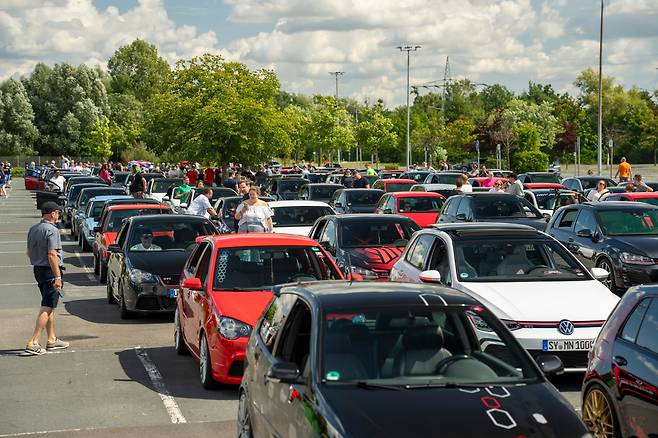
[0,0,657,107]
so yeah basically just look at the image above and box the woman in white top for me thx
[235,186,274,233]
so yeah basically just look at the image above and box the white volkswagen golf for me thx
[390,222,620,372]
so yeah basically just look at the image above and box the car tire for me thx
[93,254,100,276]
[582,383,620,438]
[106,276,116,304]
[237,391,253,438]
[597,258,621,296]
[99,261,107,284]
[174,309,189,355]
[199,333,217,389]
[119,285,133,320]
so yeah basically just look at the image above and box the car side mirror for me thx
[576,229,592,238]
[93,226,102,233]
[419,270,442,284]
[163,195,170,201]
[590,267,609,281]
[182,277,202,290]
[107,244,121,253]
[267,361,301,384]
[347,272,364,281]
[535,354,564,376]
[542,213,551,222]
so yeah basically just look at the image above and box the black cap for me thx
[41,202,62,215]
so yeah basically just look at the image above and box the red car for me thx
[603,191,658,207]
[523,182,566,190]
[175,233,343,388]
[93,203,171,283]
[371,178,416,193]
[374,192,445,227]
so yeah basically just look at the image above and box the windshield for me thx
[272,206,334,227]
[435,174,463,184]
[598,209,658,236]
[533,192,580,210]
[473,196,541,219]
[306,174,328,183]
[279,180,306,192]
[106,208,169,232]
[346,191,383,206]
[128,220,214,251]
[191,188,235,203]
[530,174,560,183]
[321,304,540,386]
[152,179,182,193]
[397,197,444,212]
[340,220,418,247]
[113,173,129,184]
[386,182,415,192]
[310,186,340,199]
[213,246,341,290]
[453,238,589,282]
[402,172,429,182]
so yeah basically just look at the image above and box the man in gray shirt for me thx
[505,173,524,197]
[24,202,69,355]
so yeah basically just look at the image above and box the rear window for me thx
[310,186,340,199]
[271,206,334,227]
[386,183,415,192]
[106,208,169,232]
[397,197,444,212]
[530,174,561,183]
[346,191,383,206]
[339,219,419,247]
[472,196,540,219]
[279,180,306,192]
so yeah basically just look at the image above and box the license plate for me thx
[169,288,178,298]
[542,339,593,351]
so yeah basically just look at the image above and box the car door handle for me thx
[613,356,627,367]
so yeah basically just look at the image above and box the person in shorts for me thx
[25,202,69,355]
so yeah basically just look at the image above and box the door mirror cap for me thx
[576,229,593,238]
[182,277,202,290]
[162,195,170,201]
[419,270,442,284]
[535,354,564,376]
[267,361,301,384]
[107,244,121,253]
[542,213,551,222]
[591,267,609,281]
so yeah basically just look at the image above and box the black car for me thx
[239,281,587,438]
[175,187,237,214]
[266,177,306,200]
[400,170,432,183]
[71,186,127,238]
[547,202,658,294]
[123,172,164,192]
[329,188,384,214]
[423,172,465,185]
[110,171,130,188]
[517,172,561,184]
[212,195,274,233]
[106,215,218,318]
[308,214,420,279]
[438,193,549,231]
[303,172,330,184]
[582,284,658,437]
[298,183,343,203]
[62,182,106,227]
[34,172,86,209]
[561,176,617,194]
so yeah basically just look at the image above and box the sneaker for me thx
[24,342,45,356]
[46,338,69,351]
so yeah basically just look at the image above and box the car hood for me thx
[608,235,658,258]
[321,383,586,437]
[343,247,404,273]
[272,226,313,236]
[127,250,191,275]
[401,212,440,228]
[477,217,547,231]
[459,280,619,321]
[210,290,272,327]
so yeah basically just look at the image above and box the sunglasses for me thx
[142,234,153,239]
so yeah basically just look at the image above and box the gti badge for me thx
[558,319,574,336]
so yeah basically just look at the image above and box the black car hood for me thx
[126,250,190,275]
[480,217,547,231]
[321,383,585,437]
[610,235,658,258]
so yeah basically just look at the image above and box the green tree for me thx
[441,118,476,163]
[307,95,355,163]
[511,122,548,172]
[356,105,397,164]
[283,105,311,161]
[501,99,561,155]
[0,79,39,155]
[108,93,144,159]
[83,117,112,159]
[480,84,515,113]
[107,39,170,101]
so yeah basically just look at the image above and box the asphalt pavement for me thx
[0,181,583,437]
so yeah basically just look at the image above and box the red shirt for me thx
[204,168,215,185]
[186,170,198,185]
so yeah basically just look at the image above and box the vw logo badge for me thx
[558,319,575,336]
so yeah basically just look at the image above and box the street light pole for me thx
[329,71,345,163]
[397,45,421,170]
[597,0,604,175]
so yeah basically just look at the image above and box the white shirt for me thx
[506,180,524,196]
[188,194,211,216]
[50,176,66,192]
[461,183,473,193]
[587,190,608,203]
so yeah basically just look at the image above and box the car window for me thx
[197,245,212,286]
[271,206,334,227]
[563,179,577,190]
[259,294,297,354]
[635,298,658,354]
[128,219,214,251]
[274,300,312,376]
[443,198,460,216]
[186,242,208,275]
[320,221,337,250]
[574,209,598,234]
[376,195,388,211]
[598,209,658,236]
[115,224,128,248]
[472,196,540,219]
[339,220,418,248]
[456,198,470,217]
[428,238,451,284]
[558,209,578,229]
[397,196,443,213]
[620,299,650,344]
[310,220,326,241]
[406,235,434,270]
[372,181,383,190]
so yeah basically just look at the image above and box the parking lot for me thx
[0,184,583,437]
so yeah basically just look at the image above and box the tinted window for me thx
[259,294,297,353]
[558,209,578,228]
[310,186,340,199]
[271,206,334,227]
[434,174,463,184]
[407,235,434,270]
[152,179,182,193]
[456,198,471,217]
[385,182,415,192]
[563,179,578,190]
[397,197,443,212]
[339,219,418,248]
[620,299,650,344]
[635,298,658,354]
[320,221,337,249]
[528,174,560,183]
[278,180,305,193]
[599,209,658,235]
[346,190,383,205]
[89,201,107,219]
[534,192,579,210]
[106,208,169,232]
[575,209,598,233]
[128,219,215,251]
[443,198,460,216]
[472,196,539,219]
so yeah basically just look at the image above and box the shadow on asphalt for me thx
[116,346,240,401]
[63,255,91,268]
[64,298,174,325]
[64,272,99,286]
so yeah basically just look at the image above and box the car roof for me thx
[459,192,516,197]
[525,188,577,193]
[107,203,170,211]
[380,178,416,184]
[341,188,384,193]
[332,213,415,222]
[610,192,658,199]
[411,183,456,189]
[387,192,443,198]
[523,172,554,175]
[204,233,321,247]
[429,222,541,235]
[582,201,658,210]
[129,214,208,224]
[278,281,480,307]
[88,195,131,202]
[268,200,332,207]
[571,176,613,181]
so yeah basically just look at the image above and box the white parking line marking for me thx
[135,346,187,424]
[0,251,28,254]
[0,280,98,287]
[73,250,97,282]
[0,347,136,358]
[0,265,31,268]
[0,428,86,437]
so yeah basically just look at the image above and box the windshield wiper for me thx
[404,382,492,390]
[355,381,405,391]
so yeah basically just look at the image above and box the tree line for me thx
[0,38,656,172]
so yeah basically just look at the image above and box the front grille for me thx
[136,296,176,311]
[528,350,588,369]
[228,360,245,377]
[159,275,180,285]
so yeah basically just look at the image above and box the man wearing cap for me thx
[130,230,162,251]
[25,202,69,355]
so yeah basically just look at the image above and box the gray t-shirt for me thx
[27,220,62,267]
[506,180,524,197]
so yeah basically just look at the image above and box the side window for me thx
[376,195,388,211]
[456,198,470,217]
[443,198,460,216]
[116,224,129,248]
[620,299,650,344]
[635,298,658,354]
[320,221,337,250]
[274,300,313,375]
[258,294,297,354]
[558,209,578,229]
[574,209,598,234]
[407,234,435,270]
[523,192,534,205]
[387,196,397,212]
[186,242,208,275]
[310,220,326,241]
[373,181,383,190]
[196,246,212,286]
[428,238,451,284]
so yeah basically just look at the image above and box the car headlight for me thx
[500,319,523,331]
[620,252,654,265]
[128,267,156,283]
[350,266,378,277]
[217,317,252,340]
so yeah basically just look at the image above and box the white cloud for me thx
[607,0,658,15]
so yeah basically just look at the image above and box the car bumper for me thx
[209,333,248,385]
[619,263,658,288]
[124,281,179,313]
[480,327,603,372]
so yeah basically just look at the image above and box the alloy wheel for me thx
[237,392,253,438]
[174,309,188,355]
[582,387,616,438]
[199,335,216,389]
